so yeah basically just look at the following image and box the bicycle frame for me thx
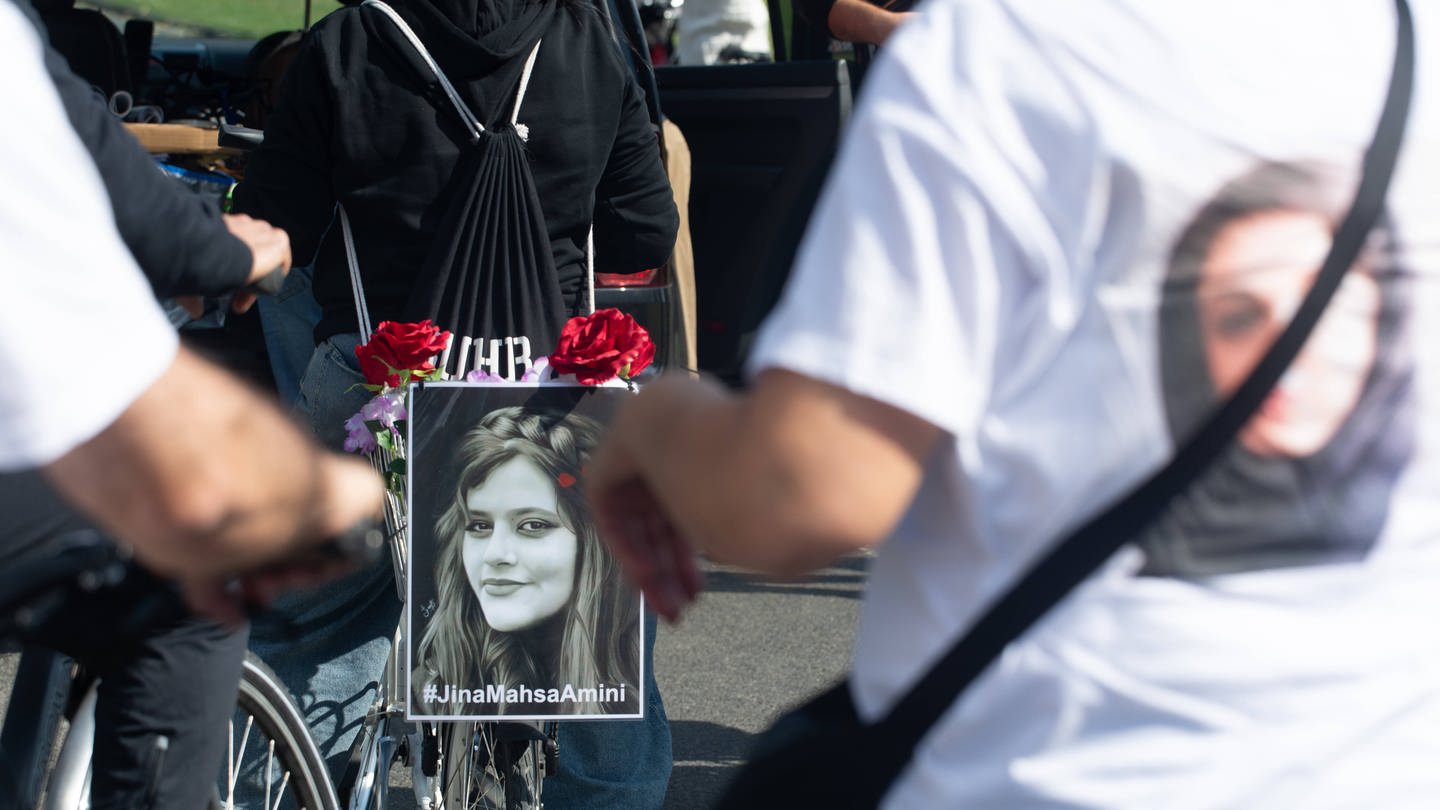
[0,645,99,810]
[341,628,421,810]
[0,646,74,810]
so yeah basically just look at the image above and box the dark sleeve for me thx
[592,74,679,273]
[229,29,337,268]
[39,30,251,297]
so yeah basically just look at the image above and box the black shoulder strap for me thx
[867,0,1416,781]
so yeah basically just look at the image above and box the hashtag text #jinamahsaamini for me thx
[426,682,627,705]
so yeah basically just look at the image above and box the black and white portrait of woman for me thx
[1142,160,1415,577]
[407,386,642,719]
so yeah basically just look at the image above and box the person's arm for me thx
[793,0,912,45]
[41,345,382,583]
[586,368,941,618]
[230,27,340,268]
[592,68,680,273]
[35,21,252,297]
[23,0,292,312]
[825,0,912,46]
[0,1,381,618]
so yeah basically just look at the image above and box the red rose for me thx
[548,308,655,385]
[354,320,452,388]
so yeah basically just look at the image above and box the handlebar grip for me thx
[317,521,387,566]
[239,520,385,585]
[235,520,386,623]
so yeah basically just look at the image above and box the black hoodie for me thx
[233,0,677,342]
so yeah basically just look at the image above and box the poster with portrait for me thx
[405,382,644,721]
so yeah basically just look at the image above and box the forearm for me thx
[827,0,910,45]
[41,346,382,579]
[615,370,935,576]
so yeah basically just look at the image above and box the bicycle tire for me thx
[218,653,340,810]
[440,721,554,810]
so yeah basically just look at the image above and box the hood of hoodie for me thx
[369,0,558,82]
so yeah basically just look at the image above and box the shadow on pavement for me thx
[699,555,870,600]
[662,719,755,809]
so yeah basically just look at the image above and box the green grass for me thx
[84,0,346,38]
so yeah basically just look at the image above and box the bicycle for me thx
[197,476,558,810]
[0,532,339,810]
[132,117,561,810]
[319,510,560,810]
[0,522,421,810]
[331,648,559,810]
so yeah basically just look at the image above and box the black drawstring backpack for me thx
[343,0,579,381]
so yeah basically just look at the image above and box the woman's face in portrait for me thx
[1197,209,1382,458]
[461,456,578,633]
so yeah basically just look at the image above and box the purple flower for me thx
[360,390,407,429]
[343,411,379,454]
[521,356,550,383]
[464,368,506,383]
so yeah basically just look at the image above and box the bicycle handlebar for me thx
[266,520,387,572]
[0,520,386,645]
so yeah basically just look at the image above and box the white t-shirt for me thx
[749,0,1440,806]
[672,0,772,66]
[0,1,178,471]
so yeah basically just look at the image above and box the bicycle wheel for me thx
[217,653,339,810]
[439,721,554,810]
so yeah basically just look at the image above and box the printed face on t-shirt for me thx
[1197,209,1382,458]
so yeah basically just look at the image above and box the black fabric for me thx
[601,0,662,125]
[87,618,247,810]
[36,583,247,810]
[715,1,1415,807]
[0,474,247,810]
[400,122,568,376]
[231,0,677,346]
[0,493,246,810]
[710,682,882,809]
[363,0,567,377]
[35,1,129,96]
[791,0,837,39]
[387,0,552,64]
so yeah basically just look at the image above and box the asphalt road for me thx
[0,554,868,809]
[657,555,866,808]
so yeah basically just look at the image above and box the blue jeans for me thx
[255,264,323,407]
[548,611,672,809]
[249,333,672,808]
